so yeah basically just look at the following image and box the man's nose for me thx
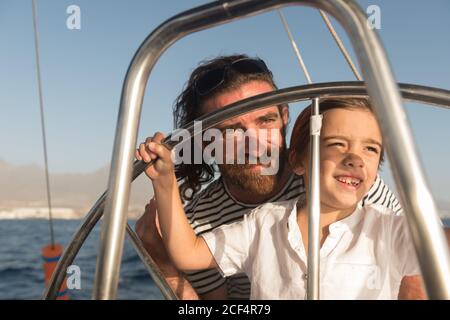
[343,153,364,168]
[237,128,260,155]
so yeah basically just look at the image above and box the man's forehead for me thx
[200,80,278,127]
[218,106,280,127]
[201,80,275,113]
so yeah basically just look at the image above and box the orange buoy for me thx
[42,243,69,300]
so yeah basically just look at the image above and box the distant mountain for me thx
[437,200,450,211]
[0,159,153,217]
[0,159,448,219]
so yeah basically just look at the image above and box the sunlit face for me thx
[201,80,289,195]
[294,108,382,212]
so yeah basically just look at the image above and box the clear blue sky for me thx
[1,0,449,203]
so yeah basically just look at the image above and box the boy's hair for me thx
[288,98,384,169]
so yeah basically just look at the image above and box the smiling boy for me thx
[139,97,426,299]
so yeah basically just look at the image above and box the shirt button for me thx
[302,274,308,280]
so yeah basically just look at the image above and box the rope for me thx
[32,0,55,248]
[277,9,362,82]
[318,10,362,81]
[277,10,313,84]
[277,9,322,300]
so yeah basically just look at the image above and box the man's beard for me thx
[218,140,288,197]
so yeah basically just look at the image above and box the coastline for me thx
[0,207,143,220]
[0,208,448,222]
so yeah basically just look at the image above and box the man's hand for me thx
[398,275,426,300]
[135,198,199,299]
[398,228,450,300]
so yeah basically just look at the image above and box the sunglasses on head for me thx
[194,58,272,97]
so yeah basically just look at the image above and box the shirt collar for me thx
[328,202,364,232]
[286,195,365,244]
[286,196,304,254]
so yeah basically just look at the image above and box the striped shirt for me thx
[184,174,401,299]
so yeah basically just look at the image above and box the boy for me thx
[139,98,423,299]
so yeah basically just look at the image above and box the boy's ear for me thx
[288,152,306,176]
[292,163,306,176]
[281,105,289,127]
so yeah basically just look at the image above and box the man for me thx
[135,54,422,300]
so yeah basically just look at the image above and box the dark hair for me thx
[289,98,384,170]
[173,54,278,202]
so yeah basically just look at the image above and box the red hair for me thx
[288,98,384,169]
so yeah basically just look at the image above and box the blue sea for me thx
[0,219,164,300]
[1,219,449,300]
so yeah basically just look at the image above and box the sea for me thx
[0,219,164,300]
[1,218,449,300]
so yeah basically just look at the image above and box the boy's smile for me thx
[334,174,363,191]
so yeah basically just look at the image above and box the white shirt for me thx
[184,174,304,298]
[202,197,420,300]
[185,174,402,298]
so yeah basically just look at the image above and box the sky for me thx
[0,0,449,203]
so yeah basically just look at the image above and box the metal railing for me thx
[93,0,450,299]
[43,81,450,299]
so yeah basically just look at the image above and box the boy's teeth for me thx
[337,176,361,186]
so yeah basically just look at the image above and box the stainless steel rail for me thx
[43,81,450,299]
[95,0,450,299]
[307,98,322,299]
[125,223,178,300]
